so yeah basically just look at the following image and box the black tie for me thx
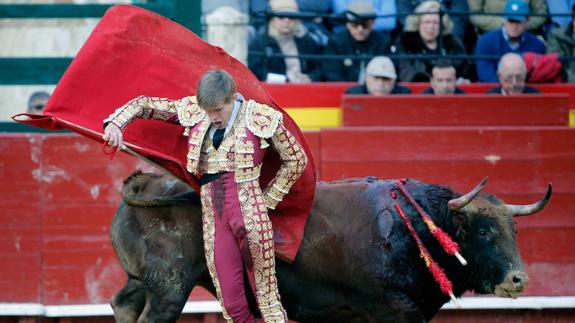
[213,128,225,150]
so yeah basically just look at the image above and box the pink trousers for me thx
[209,173,257,323]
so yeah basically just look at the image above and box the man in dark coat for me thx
[321,1,392,82]
[486,53,540,95]
[345,56,411,95]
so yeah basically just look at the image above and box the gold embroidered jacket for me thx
[104,95,307,209]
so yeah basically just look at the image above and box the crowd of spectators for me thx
[242,0,575,89]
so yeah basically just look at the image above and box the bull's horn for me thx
[507,183,552,217]
[448,177,489,210]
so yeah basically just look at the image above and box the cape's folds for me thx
[13,4,316,262]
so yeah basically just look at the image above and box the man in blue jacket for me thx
[475,0,546,82]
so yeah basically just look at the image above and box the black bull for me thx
[109,172,551,322]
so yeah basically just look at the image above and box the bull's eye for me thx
[478,229,489,237]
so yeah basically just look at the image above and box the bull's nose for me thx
[495,270,529,298]
[508,270,529,287]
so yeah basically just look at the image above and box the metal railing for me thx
[0,1,201,85]
[247,9,575,67]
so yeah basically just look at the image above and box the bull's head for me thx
[448,178,552,298]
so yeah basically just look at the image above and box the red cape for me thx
[13,4,316,263]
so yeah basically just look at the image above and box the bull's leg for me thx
[136,258,196,323]
[111,277,147,323]
[137,288,191,323]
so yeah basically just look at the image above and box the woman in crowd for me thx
[248,0,321,83]
[395,0,469,82]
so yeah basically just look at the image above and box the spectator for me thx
[332,0,398,33]
[468,0,548,35]
[27,91,50,114]
[421,59,466,93]
[546,0,575,28]
[548,5,575,81]
[322,1,392,81]
[475,0,546,83]
[249,0,269,36]
[396,0,469,82]
[397,0,470,42]
[486,52,540,94]
[345,56,412,94]
[248,0,321,83]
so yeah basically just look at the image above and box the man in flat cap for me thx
[345,56,411,95]
[322,1,392,82]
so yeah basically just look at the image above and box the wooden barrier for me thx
[1,129,574,304]
[260,83,575,129]
[264,83,351,130]
[0,135,42,302]
[319,126,575,191]
[319,126,575,296]
[341,94,571,127]
[0,133,323,305]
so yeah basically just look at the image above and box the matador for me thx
[103,70,307,322]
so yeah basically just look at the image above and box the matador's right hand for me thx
[103,123,124,150]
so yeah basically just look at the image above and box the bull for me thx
[109,171,551,322]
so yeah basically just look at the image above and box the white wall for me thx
[0,0,132,121]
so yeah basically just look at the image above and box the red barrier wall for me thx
[342,94,570,126]
[264,83,575,107]
[2,82,575,312]
[0,135,42,302]
[1,134,138,304]
[1,127,574,305]
[319,126,575,296]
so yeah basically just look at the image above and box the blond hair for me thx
[197,70,237,110]
[405,0,453,35]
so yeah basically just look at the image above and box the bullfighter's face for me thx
[206,94,236,129]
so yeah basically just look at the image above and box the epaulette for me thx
[177,96,206,127]
[246,100,282,139]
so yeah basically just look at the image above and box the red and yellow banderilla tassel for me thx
[393,202,460,308]
[397,179,467,266]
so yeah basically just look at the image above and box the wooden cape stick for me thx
[57,117,183,182]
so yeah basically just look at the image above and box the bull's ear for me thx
[508,183,552,217]
[448,177,488,211]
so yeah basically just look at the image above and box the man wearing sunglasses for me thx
[322,1,392,82]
